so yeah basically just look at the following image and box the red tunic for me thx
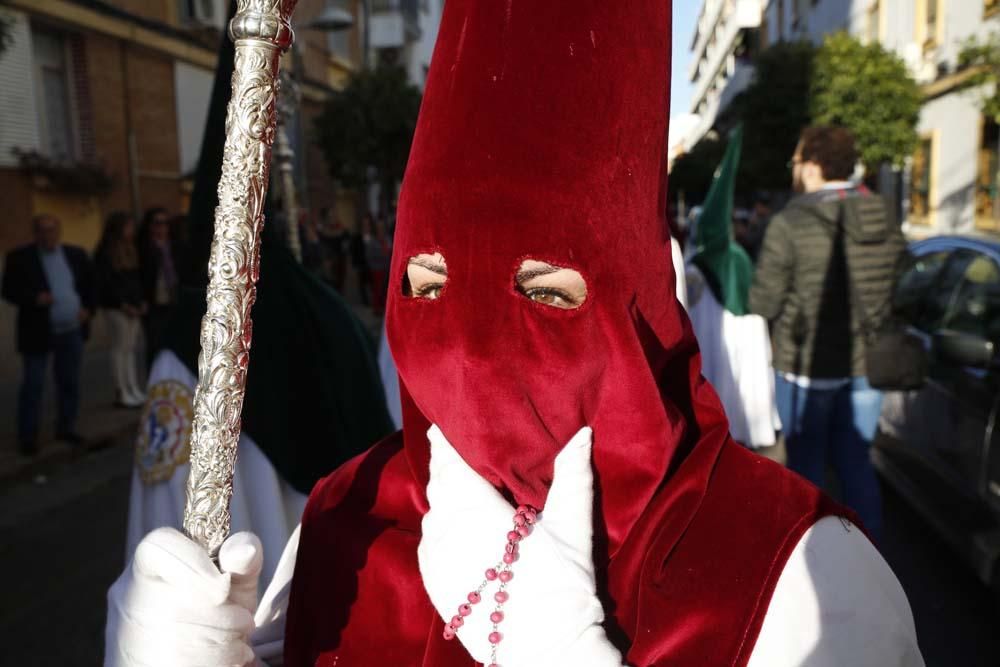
[283,432,848,666]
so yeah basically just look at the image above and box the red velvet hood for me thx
[386,0,731,556]
[285,8,850,663]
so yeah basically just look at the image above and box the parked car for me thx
[876,235,1000,587]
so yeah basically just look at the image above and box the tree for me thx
[730,40,816,192]
[669,134,726,203]
[810,32,921,170]
[957,32,1000,121]
[314,64,422,213]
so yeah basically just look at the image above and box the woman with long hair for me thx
[95,211,146,408]
[138,207,179,366]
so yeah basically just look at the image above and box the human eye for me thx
[404,253,448,300]
[414,282,445,300]
[514,259,587,310]
[520,286,578,309]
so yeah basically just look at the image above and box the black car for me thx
[875,235,1000,586]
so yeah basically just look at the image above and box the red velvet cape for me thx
[285,2,850,665]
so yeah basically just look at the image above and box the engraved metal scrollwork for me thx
[183,0,299,558]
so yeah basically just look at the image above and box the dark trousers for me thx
[18,330,84,453]
[775,374,884,541]
[143,304,174,370]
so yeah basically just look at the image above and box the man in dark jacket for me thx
[1,215,96,455]
[749,127,906,540]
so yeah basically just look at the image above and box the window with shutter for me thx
[31,28,77,162]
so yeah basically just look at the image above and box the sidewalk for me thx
[0,303,141,488]
[0,273,385,488]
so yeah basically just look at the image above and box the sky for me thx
[671,2,699,117]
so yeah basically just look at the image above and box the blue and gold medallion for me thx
[135,380,194,484]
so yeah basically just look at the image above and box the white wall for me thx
[883,2,1000,233]
[917,90,980,234]
[0,9,40,167]
[173,61,214,175]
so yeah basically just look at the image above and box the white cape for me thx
[125,350,307,592]
[684,264,780,448]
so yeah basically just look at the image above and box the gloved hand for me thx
[418,425,624,667]
[105,527,263,667]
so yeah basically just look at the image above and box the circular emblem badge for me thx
[135,380,194,485]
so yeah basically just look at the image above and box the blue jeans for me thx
[774,374,884,541]
[18,330,84,452]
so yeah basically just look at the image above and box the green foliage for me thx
[731,40,816,192]
[669,134,726,202]
[957,32,1000,122]
[314,64,422,209]
[810,32,921,168]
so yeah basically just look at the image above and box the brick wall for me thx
[84,32,131,216]
[83,34,183,224]
[126,47,183,216]
[69,34,96,162]
[0,169,35,253]
[111,0,175,26]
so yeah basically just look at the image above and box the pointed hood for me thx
[386,0,731,558]
[691,124,754,315]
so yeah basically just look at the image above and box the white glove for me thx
[418,425,624,667]
[105,527,262,667]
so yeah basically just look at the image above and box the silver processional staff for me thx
[183,0,299,558]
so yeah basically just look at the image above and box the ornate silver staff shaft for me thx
[183,0,299,557]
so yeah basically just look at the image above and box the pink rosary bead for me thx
[440,503,539,667]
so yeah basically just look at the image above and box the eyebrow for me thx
[408,257,448,276]
[516,264,562,283]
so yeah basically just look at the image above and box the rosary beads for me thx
[442,504,538,667]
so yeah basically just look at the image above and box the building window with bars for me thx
[917,0,942,51]
[31,28,77,162]
[909,135,934,226]
[976,117,1000,231]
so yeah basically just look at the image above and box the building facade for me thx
[759,0,1000,236]
[683,0,1000,235]
[0,0,364,256]
[683,0,765,153]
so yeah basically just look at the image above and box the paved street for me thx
[0,437,996,666]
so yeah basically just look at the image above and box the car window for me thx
[940,252,1000,341]
[918,250,980,333]
[893,250,951,330]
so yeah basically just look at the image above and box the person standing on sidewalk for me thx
[1,214,96,455]
[750,126,906,541]
[95,211,147,408]
[138,207,179,367]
